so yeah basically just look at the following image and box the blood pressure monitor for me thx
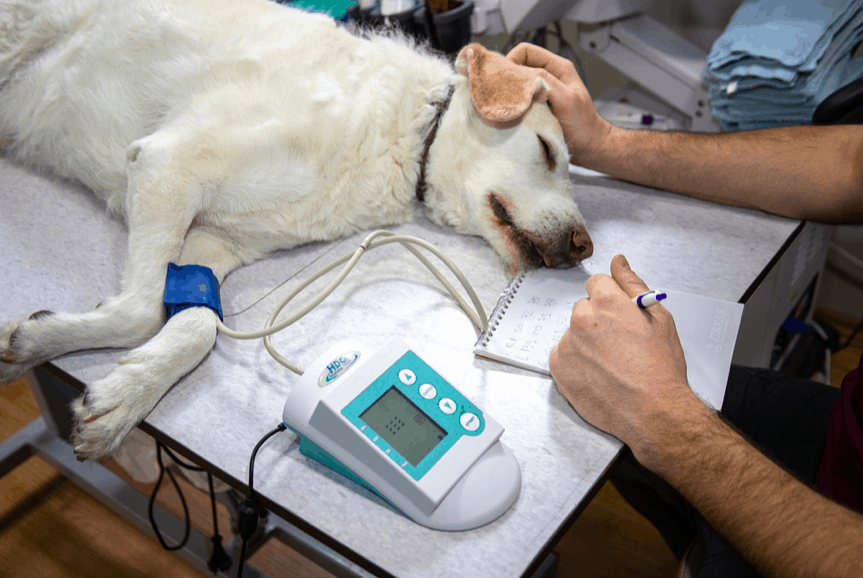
[282,337,521,530]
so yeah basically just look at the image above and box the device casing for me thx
[282,337,521,530]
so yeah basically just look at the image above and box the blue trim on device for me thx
[163,263,223,321]
[341,350,484,481]
[298,436,375,492]
[298,437,406,513]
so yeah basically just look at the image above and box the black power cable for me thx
[236,423,288,578]
[148,443,192,551]
[206,472,233,573]
[147,443,232,572]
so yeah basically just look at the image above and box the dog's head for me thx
[424,43,592,275]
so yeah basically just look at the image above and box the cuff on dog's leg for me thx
[163,263,224,321]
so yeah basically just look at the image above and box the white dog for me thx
[0,0,592,460]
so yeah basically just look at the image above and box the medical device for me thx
[214,230,521,532]
[283,337,521,530]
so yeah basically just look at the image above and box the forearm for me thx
[548,252,863,576]
[649,404,863,578]
[578,124,863,223]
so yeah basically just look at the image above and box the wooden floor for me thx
[1,308,859,578]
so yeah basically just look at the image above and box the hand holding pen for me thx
[633,290,667,310]
[549,254,693,469]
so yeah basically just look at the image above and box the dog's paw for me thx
[0,311,54,383]
[71,398,141,460]
[70,360,168,461]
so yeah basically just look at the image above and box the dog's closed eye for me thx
[537,135,556,171]
[489,193,514,226]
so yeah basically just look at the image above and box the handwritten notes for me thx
[474,268,743,410]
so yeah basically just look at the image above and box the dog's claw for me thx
[1,351,15,363]
[82,414,99,424]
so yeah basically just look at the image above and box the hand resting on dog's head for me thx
[506,43,614,169]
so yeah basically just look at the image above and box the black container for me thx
[379,5,427,40]
[346,3,428,42]
[415,0,474,55]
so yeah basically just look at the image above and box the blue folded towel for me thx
[706,0,863,131]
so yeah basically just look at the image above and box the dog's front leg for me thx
[69,306,219,459]
[71,226,244,460]
[0,137,200,382]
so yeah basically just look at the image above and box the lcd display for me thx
[360,386,446,466]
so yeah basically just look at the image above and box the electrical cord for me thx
[206,472,233,573]
[148,443,232,572]
[148,443,192,551]
[148,430,290,578]
[215,232,486,575]
[215,230,489,375]
[236,423,288,578]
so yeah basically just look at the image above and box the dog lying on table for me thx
[0,0,592,460]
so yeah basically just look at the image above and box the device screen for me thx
[360,386,446,466]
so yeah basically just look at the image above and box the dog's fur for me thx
[0,0,592,459]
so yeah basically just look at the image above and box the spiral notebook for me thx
[474,268,744,410]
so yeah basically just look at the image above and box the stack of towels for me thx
[706,0,863,131]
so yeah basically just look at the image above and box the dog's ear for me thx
[456,42,551,127]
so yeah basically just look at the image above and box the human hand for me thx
[549,254,710,471]
[506,42,614,166]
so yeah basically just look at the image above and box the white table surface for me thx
[0,156,801,577]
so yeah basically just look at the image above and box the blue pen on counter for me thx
[634,290,667,309]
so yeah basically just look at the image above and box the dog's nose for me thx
[570,226,593,261]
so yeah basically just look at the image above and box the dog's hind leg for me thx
[0,135,203,383]
[70,226,244,460]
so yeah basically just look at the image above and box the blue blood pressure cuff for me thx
[163,263,224,321]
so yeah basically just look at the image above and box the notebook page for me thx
[475,268,743,410]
